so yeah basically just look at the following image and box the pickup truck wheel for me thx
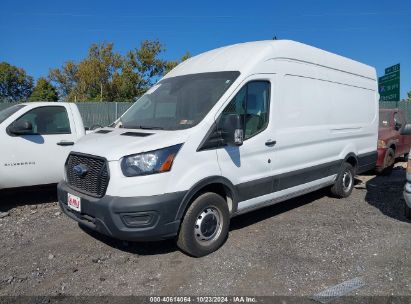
[381,148,395,176]
[330,162,354,198]
[177,192,229,257]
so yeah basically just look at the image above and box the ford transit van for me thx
[58,40,378,257]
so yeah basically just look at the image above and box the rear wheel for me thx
[177,192,230,257]
[330,162,355,198]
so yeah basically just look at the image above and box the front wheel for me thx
[177,192,230,257]
[330,162,355,198]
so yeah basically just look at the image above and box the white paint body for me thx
[67,40,378,213]
[0,102,85,189]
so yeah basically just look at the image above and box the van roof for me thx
[165,40,376,80]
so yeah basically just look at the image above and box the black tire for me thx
[405,205,411,220]
[330,162,355,198]
[381,148,395,176]
[375,148,395,175]
[177,192,230,257]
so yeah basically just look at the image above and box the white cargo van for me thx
[57,40,378,257]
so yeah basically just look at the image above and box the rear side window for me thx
[13,106,71,135]
[222,81,270,139]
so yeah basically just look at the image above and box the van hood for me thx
[72,128,191,161]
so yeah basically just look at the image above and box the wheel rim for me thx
[194,207,223,245]
[387,153,395,167]
[342,170,353,192]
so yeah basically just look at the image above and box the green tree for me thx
[29,77,58,101]
[164,52,191,74]
[111,40,171,100]
[71,42,122,101]
[49,40,189,102]
[0,62,33,102]
[408,91,411,101]
[49,61,78,98]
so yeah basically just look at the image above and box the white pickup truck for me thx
[0,102,86,189]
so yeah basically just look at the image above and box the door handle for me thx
[57,141,75,146]
[265,140,277,147]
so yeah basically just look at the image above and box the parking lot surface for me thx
[0,165,410,297]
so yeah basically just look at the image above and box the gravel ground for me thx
[0,165,410,297]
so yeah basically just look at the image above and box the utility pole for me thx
[100,83,103,102]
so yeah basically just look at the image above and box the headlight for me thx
[121,144,183,177]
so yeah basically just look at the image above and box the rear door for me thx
[216,77,276,212]
[1,105,77,188]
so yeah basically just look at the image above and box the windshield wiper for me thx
[138,125,164,130]
[124,125,164,130]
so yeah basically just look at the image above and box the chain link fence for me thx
[74,102,132,127]
[380,101,411,123]
[0,102,133,128]
[2,100,411,127]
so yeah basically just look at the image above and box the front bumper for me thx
[403,182,411,209]
[58,181,187,241]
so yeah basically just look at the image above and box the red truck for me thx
[376,108,411,174]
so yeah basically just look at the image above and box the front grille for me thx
[66,153,109,198]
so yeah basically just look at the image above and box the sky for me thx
[1,0,410,99]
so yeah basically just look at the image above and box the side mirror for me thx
[400,124,411,135]
[220,114,244,146]
[395,122,402,131]
[9,120,33,135]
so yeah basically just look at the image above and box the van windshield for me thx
[0,104,26,124]
[119,71,240,130]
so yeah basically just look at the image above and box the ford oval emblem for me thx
[73,164,88,178]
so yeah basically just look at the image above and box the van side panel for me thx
[269,61,377,196]
[273,65,377,171]
[233,59,377,214]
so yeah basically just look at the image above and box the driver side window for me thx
[222,81,270,139]
[14,106,71,135]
